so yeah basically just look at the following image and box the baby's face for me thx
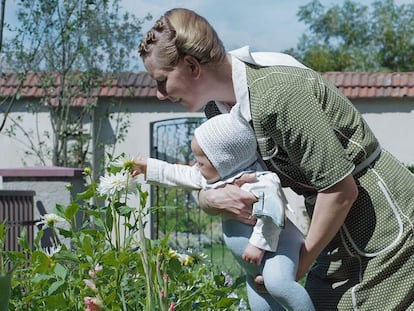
[191,137,220,183]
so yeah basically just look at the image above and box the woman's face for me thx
[191,137,220,183]
[144,53,207,112]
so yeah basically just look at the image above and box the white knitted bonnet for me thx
[194,103,257,179]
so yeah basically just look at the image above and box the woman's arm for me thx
[296,174,358,280]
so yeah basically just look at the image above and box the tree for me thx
[1,0,151,167]
[285,0,414,72]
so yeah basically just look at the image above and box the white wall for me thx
[1,96,413,170]
[0,101,53,167]
[353,98,414,166]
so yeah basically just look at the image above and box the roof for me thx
[1,71,414,106]
[323,72,414,98]
[0,72,157,106]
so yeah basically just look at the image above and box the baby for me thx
[133,103,286,265]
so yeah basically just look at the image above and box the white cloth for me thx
[216,45,309,122]
[145,158,287,252]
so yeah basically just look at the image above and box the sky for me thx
[120,0,412,52]
[3,0,413,71]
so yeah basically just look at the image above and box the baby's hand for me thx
[132,156,147,177]
[242,243,265,265]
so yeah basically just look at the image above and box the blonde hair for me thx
[138,8,226,68]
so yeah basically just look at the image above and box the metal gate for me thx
[150,117,243,274]
[0,190,35,252]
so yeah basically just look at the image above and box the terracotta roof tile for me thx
[1,71,414,104]
[323,71,414,98]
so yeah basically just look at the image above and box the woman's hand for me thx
[198,173,258,225]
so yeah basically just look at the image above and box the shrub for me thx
[0,154,243,310]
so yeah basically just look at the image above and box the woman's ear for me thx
[183,55,201,79]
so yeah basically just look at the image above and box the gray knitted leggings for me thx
[222,218,314,311]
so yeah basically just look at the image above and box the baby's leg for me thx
[262,218,315,311]
[222,219,283,310]
[246,274,285,311]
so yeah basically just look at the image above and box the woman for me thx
[132,105,315,310]
[138,8,414,310]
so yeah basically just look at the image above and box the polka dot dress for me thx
[243,65,414,310]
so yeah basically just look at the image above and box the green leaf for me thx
[34,229,44,248]
[0,274,12,311]
[31,251,49,273]
[54,204,66,217]
[54,263,67,280]
[91,218,106,232]
[214,274,226,287]
[101,250,119,268]
[106,207,113,232]
[167,257,182,278]
[77,186,95,200]
[0,222,5,243]
[32,274,54,283]
[83,209,102,218]
[81,235,93,257]
[53,250,80,262]
[232,275,246,290]
[118,205,135,217]
[56,228,73,238]
[64,202,80,221]
[44,293,65,308]
[17,228,29,251]
[104,290,117,305]
[216,297,239,308]
[47,279,65,296]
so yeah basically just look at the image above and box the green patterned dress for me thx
[244,64,414,310]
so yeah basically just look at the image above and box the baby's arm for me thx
[133,157,204,190]
[241,172,286,263]
[242,243,266,265]
[132,157,148,177]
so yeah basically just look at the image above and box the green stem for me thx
[136,191,153,311]
[113,202,120,250]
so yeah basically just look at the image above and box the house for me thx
[1,71,413,169]
[1,71,414,236]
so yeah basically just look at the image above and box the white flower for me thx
[178,253,194,266]
[227,292,238,299]
[43,244,62,258]
[238,298,248,310]
[111,156,134,169]
[37,213,66,228]
[97,170,137,197]
[222,271,233,287]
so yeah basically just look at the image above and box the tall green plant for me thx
[0,154,243,310]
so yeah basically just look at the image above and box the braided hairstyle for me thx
[138,8,226,69]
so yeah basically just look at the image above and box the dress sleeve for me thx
[249,219,281,252]
[248,173,286,228]
[257,82,355,191]
[146,158,204,190]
